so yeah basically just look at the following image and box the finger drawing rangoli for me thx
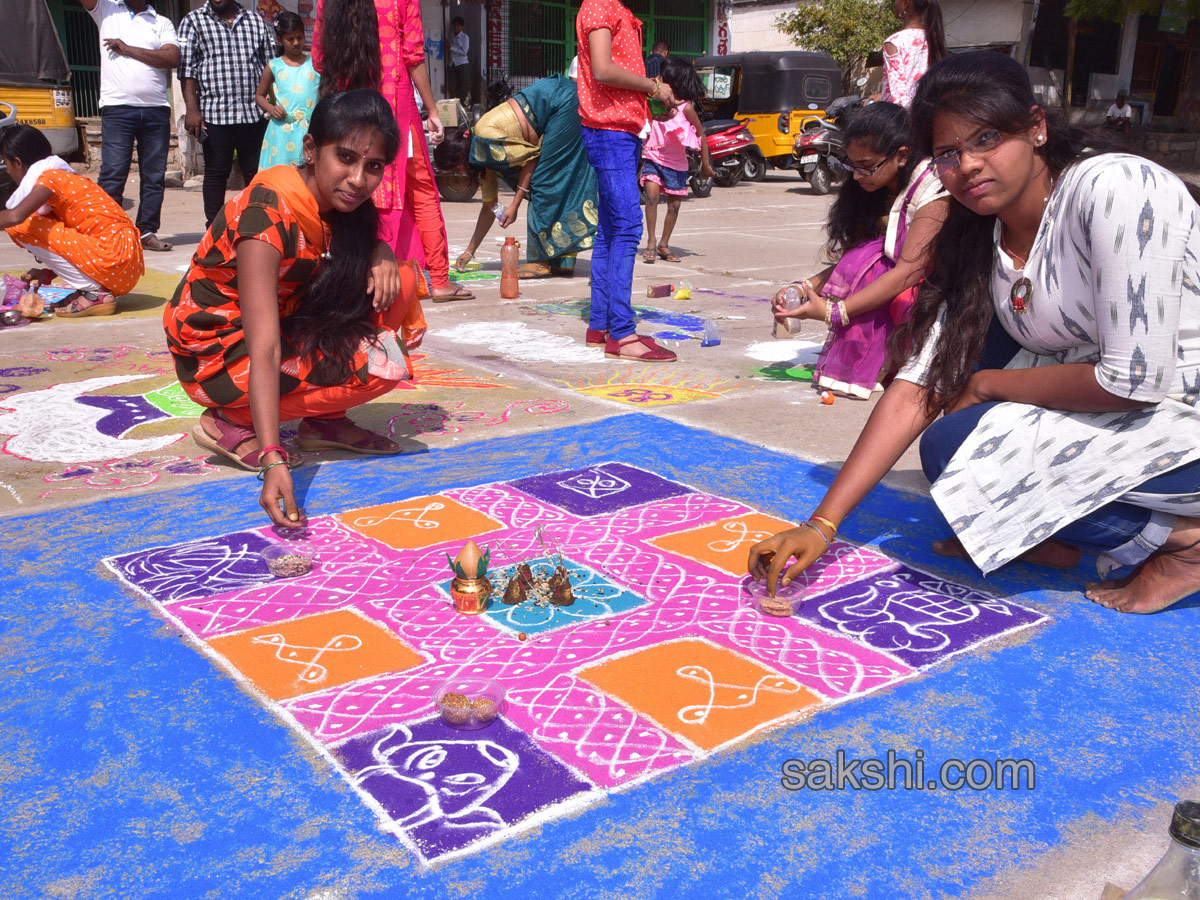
[103,461,1049,865]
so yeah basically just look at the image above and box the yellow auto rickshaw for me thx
[693,51,841,182]
[1,0,79,155]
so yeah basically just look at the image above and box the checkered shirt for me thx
[178,2,274,125]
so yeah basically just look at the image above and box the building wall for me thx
[727,0,799,53]
[941,0,1026,50]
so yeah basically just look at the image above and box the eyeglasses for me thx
[930,128,1005,175]
[834,152,896,177]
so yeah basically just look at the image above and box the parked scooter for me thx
[431,79,513,203]
[703,118,756,188]
[790,77,869,195]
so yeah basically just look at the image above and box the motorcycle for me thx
[431,79,513,203]
[703,118,756,189]
[791,77,869,195]
[686,147,712,198]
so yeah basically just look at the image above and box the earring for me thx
[1036,135,1044,145]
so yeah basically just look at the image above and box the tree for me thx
[776,0,894,93]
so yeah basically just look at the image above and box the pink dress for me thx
[312,0,448,277]
[880,28,929,108]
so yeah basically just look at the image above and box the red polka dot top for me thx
[575,0,648,135]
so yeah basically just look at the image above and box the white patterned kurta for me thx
[898,154,1200,574]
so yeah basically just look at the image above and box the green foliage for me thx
[1064,0,1200,21]
[776,0,894,71]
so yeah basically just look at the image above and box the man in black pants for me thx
[178,0,274,226]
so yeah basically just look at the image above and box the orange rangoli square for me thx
[337,494,503,550]
[208,609,425,701]
[649,513,796,576]
[579,638,821,752]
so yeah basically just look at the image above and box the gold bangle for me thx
[647,76,661,98]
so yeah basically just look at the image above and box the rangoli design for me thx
[104,462,1048,864]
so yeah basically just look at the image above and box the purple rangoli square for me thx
[792,565,1047,668]
[334,716,594,861]
[509,462,692,517]
[105,531,275,604]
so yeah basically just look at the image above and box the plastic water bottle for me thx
[701,320,721,347]
[777,285,806,335]
[1122,801,1200,899]
[500,236,519,299]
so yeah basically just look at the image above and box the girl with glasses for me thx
[772,102,948,398]
[751,51,1200,615]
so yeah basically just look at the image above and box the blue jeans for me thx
[580,126,643,340]
[919,321,1193,568]
[98,105,171,237]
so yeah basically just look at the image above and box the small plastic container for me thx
[261,542,315,579]
[777,285,805,335]
[741,574,808,617]
[434,677,507,729]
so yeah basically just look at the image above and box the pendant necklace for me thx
[319,220,333,261]
[1002,174,1056,315]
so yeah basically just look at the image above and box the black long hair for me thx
[890,51,1111,412]
[317,0,381,96]
[660,57,705,104]
[272,10,304,55]
[0,124,52,167]
[911,0,947,64]
[283,89,399,385]
[824,102,916,259]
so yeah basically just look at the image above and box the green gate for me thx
[505,0,710,88]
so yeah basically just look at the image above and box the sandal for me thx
[517,262,553,279]
[295,416,401,455]
[656,246,681,263]
[432,286,475,303]
[191,410,291,471]
[585,328,608,346]
[604,334,677,362]
[54,290,117,317]
[641,249,656,264]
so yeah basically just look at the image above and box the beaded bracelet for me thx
[257,460,289,482]
[800,520,831,550]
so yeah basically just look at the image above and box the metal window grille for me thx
[493,0,710,92]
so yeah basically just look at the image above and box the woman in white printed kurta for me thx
[748,51,1200,615]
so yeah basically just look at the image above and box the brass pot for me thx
[450,576,493,615]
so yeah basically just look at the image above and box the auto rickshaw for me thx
[0,0,80,158]
[692,51,841,181]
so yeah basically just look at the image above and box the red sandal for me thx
[191,410,296,471]
[295,416,401,455]
[604,334,677,362]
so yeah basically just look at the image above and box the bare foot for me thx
[1084,517,1200,614]
[933,536,1082,570]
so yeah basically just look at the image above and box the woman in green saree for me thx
[454,70,599,279]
